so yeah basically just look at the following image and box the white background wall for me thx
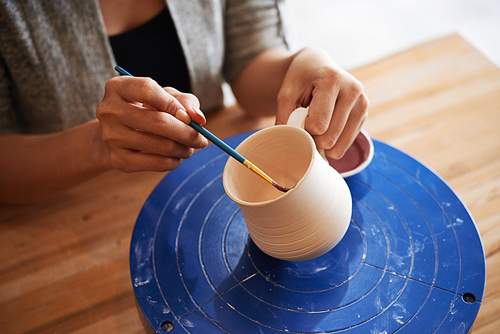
[289,0,500,70]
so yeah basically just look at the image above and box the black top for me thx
[109,7,191,93]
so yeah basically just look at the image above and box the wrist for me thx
[86,119,113,173]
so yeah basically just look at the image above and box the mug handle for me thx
[287,107,328,160]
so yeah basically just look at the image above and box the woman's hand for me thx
[275,47,368,159]
[96,76,208,173]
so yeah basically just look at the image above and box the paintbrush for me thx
[114,66,290,193]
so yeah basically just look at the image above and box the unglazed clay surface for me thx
[223,124,352,261]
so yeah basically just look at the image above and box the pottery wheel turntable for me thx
[130,131,485,333]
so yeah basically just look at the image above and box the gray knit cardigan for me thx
[0,0,292,134]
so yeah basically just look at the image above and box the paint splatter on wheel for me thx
[130,131,485,333]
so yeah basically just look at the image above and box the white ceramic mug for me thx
[222,109,352,261]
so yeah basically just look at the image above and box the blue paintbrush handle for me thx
[188,121,245,163]
[114,66,245,164]
[115,65,133,77]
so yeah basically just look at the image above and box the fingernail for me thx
[175,109,191,124]
[192,107,206,122]
[330,149,345,160]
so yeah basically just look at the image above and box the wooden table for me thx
[1,34,498,334]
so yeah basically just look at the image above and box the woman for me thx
[0,0,367,203]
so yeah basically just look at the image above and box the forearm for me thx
[0,120,111,204]
[230,48,294,118]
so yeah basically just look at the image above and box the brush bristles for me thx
[242,160,290,192]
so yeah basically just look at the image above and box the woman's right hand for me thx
[96,76,208,173]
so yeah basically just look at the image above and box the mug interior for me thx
[223,126,314,204]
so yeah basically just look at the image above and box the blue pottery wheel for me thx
[130,131,485,333]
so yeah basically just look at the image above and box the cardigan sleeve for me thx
[0,55,20,134]
[0,0,115,134]
[223,0,294,84]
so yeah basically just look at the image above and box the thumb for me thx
[276,98,305,126]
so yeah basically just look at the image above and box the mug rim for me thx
[222,125,316,207]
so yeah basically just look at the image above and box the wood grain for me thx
[1,34,498,333]
[353,34,500,334]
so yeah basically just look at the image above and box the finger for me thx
[313,78,364,150]
[142,90,205,125]
[164,88,207,125]
[275,92,297,125]
[311,89,353,150]
[325,93,369,159]
[106,76,184,116]
[305,77,340,136]
[276,83,313,125]
[140,111,208,149]
[109,146,183,173]
[98,95,208,151]
[107,124,196,159]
